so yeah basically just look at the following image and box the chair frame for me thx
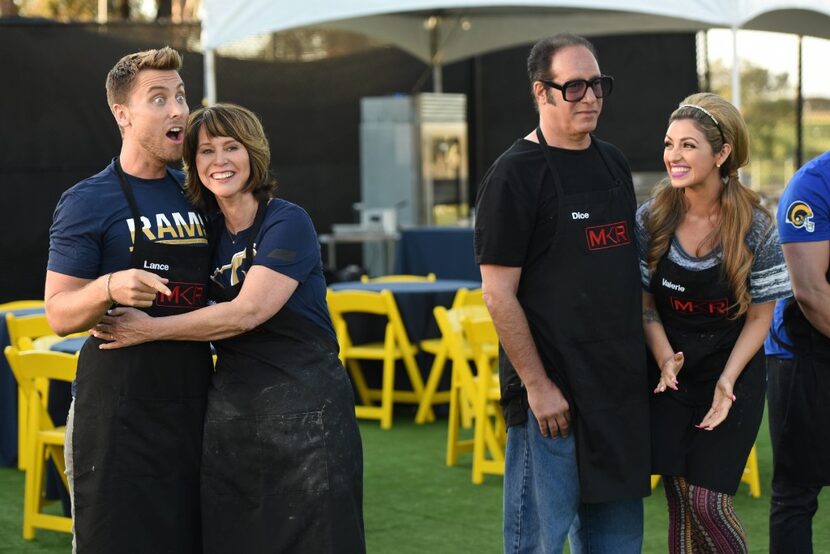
[415,288,484,424]
[437,305,504,483]
[5,346,77,539]
[327,289,427,429]
[462,314,505,484]
[0,300,45,312]
[6,312,54,471]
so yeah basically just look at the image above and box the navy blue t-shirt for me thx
[48,159,208,277]
[209,198,335,340]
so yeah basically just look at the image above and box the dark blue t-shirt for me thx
[48,159,208,277]
[209,198,335,340]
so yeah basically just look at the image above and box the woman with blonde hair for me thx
[635,92,790,552]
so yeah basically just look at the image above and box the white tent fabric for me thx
[203,0,724,60]
[202,0,830,55]
[200,0,830,103]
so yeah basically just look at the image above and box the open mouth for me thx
[211,171,235,181]
[670,166,690,178]
[166,127,183,142]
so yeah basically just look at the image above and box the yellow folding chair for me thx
[0,300,45,312]
[437,305,499,473]
[326,289,427,429]
[6,312,57,471]
[650,443,761,498]
[742,444,761,498]
[4,346,77,539]
[435,306,473,465]
[415,288,485,424]
[360,273,437,283]
[462,313,505,484]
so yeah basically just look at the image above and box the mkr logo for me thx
[585,220,631,251]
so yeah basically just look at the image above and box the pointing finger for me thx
[139,274,172,297]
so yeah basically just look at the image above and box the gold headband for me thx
[678,104,725,144]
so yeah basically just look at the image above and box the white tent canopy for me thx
[201,0,830,103]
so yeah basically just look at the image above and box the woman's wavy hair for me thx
[645,92,769,317]
[182,103,278,214]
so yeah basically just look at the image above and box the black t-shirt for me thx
[475,138,629,266]
[474,136,634,425]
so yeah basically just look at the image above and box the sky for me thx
[707,29,830,98]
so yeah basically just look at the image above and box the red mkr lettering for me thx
[587,227,608,248]
[672,299,694,312]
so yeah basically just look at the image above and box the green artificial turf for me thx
[1,409,828,553]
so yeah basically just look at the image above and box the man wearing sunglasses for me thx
[475,34,649,552]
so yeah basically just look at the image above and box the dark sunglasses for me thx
[538,75,614,102]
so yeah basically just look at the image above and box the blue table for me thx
[0,307,45,466]
[50,337,88,354]
[394,227,480,281]
[329,280,481,349]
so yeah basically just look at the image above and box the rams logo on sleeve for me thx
[785,201,815,232]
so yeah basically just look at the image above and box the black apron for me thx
[650,256,747,388]
[775,274,830,486]
[201,200,365,553]
[72,160,212,554]
[532,129,650,503]
[649,252,766,493]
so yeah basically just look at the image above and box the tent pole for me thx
[795,35,803,169]
[430,18,443,93]
[432,63,443,93]
[204,48,217,106]
[731,26,740,110]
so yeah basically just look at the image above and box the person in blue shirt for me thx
[93,103,365,553]
[769,151,830,553]
[46,46,212,553]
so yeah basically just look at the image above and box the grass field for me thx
[1,409,829,553]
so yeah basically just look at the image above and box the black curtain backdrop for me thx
[0,21,697,302]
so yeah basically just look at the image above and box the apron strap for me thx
[244,199,269,266]
[114,158,185,247]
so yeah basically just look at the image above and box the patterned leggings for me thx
[664,476,747,553]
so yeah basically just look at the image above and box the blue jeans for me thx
[503,410,643,554]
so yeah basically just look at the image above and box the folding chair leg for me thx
[22,438,45,540]
[446,398,459,465]
[459,388,474,428]
[446,365,466,466]
[401,348,432,422]
[379,353,396,430]
[472,399,487,484]
[415,345,448,424]
[742,445,761,498]
[48,444,68,492]
[346,359,373,407]
[18,390,28,470]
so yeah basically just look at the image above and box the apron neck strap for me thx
[244,199,269,264]
[115,158,177,245]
